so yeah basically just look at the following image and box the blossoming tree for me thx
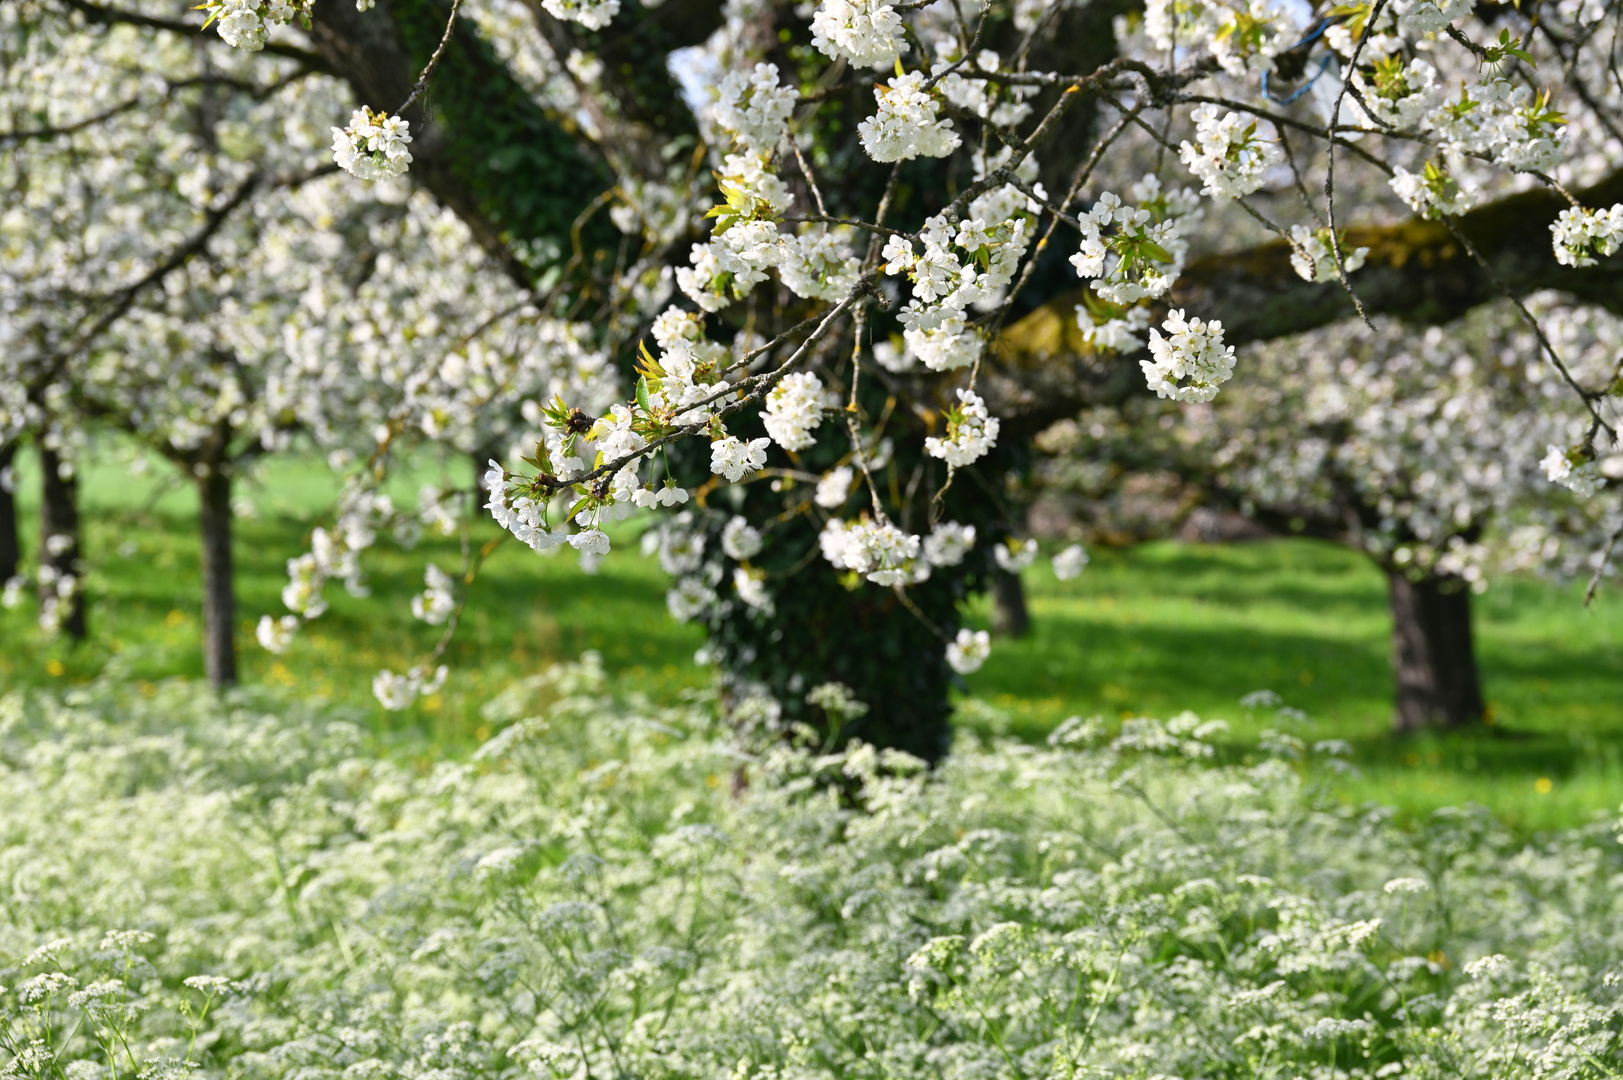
[1033,297,1620,729]
[10,0,1623,744]
[1,0,610,682]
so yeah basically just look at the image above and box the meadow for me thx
[2,441,1621,831]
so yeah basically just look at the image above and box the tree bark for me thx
[1388,570,1484,732]
[38,444,87,639]
[197,468,238,688]
[991,569,1030,638]
[306,0,616,287]
[0,441,18,585]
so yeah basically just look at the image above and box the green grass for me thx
[962,542,1623,832]
[0,443,708,753]
[3,441,1621,830]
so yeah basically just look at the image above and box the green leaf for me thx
[1141,241,1174,264]
[636,375,652,415]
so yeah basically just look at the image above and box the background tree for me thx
[7,0,1622,748]
[1032,297,1621,730]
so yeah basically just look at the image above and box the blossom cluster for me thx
[1542,443,1606,498]
[331,107,413,182]
[810,0,905,67]
[1551,204,1623,267]
[1179,105,1283,200]
[713,63,798,152]
[201,0,306,52]
[1143,309,1238,403]
[763,371,828,451]
[882,211,1028,370]
[1070,180,1198,306]
[858,72,962,162]
[925,388,1000,467]
[820,517,922,585]
[1290,224,1371,283]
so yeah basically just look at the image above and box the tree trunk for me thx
[38,444,87,639]
[1389,570,1484,732]
[991,569,1030,638]
[198,468,238,688]
[0,441,18,584]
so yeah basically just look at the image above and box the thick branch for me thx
[57,0,331,68]
[991,168,1623,432]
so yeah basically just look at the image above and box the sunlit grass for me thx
[960,540,1623,832]
[3,441,1620,829]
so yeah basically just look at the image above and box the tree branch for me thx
[990,167,1623,432]
[57,0,331,68]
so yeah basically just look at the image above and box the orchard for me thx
[2,0,1623,1070]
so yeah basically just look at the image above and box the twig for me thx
[1322,0,1391,329]
[1438,214,1617,441]
[1584,519,1623,607]
[395,0,462,115]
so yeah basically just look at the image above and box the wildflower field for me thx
[4,658,1623,1080]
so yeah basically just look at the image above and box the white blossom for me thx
[331,108,412,182]
[410,563,456,625]
[1289,225,1369,283]
[819,518,921,585]
[859,72,961,162]
[710,435,770,481]
[255,614,299,653]
[1551,204,1623,268]
[1142,309,1237,403]
[946,627,991,673]
[541,0,619,29]
[1053,543,1089,580]
[923,522,976,567]
[1541,444,1604,498]
[763,372,826,451]
[815,466,856,508]
[1390,163,1475,219]
[925,389,1000,467]
[1179,106,1282,199]
[993,537,1038,573]
[810,0,905,67]
[667,576,716,621]
[722,517,764,561]
[372,664,448,711]
[713,63,798,151]
[733,567,774,613]
[570,529,611,555]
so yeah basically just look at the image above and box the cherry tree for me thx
[1034,296,1621,729]
[11,0,1623,747]
[0,1,609,682]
